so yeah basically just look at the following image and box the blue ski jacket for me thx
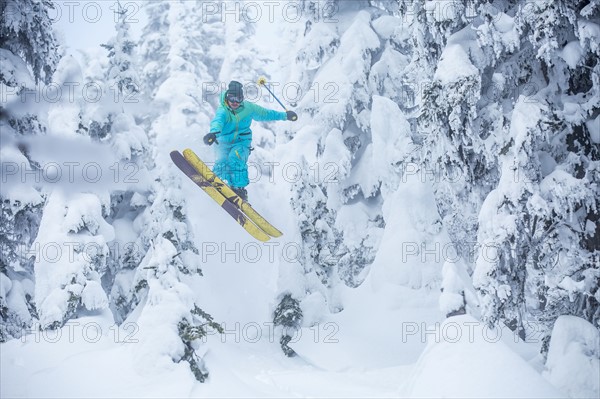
[209,91,287,144]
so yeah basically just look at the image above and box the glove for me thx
[286,111,298,121]
[203,132,219,145]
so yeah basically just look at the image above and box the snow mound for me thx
[544,315,600,399]
[406,315,563,398]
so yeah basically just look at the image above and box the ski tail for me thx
[170,151,271,242]
[182,148,283,238]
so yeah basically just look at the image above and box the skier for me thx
[203,81,297,201]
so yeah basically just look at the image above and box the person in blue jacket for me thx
[203,81,297,201]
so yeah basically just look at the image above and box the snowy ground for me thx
[0,271,565,398]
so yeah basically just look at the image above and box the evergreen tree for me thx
[0,0,59,341]
[33,189,111,329]
[218,1,268,84]
[86,1,151,324]
[30,54,117,330]
[137,1,170,99]
[470,0,600,345]
[101,2,140,99]
[274,2,426,356]
[273,293,303,357]
[287,3,384,295]
[389,0,600,345]
[0,0,59,85]
[130,0,221,381]
[290,158,343,299]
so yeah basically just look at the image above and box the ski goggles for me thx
[227,94,243,103]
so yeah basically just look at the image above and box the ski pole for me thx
[257,76,289,111]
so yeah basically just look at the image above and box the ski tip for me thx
[183,148,196,157]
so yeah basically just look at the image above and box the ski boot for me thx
[232,187,248,202]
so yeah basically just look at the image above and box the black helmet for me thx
[226,81,244,103]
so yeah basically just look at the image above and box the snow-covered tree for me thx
[272,2,438,355]
[0,191,42,340]
[218,1,270,84]
[77,3,153,324]
[29,54,116,329]
[137,1,170,99]
[127,0,222,381]
[468,0,600,345]
[391,0,599,344]
[291,158,344,297]
[33,189,112,328]
[273,292,303,357]
[101,2,139,98]
[361,1,599,344]
[287,4,383,294]
[0,0,59,86]
[0,0,59,341]
[139,0,223,107]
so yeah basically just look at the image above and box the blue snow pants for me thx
[213,139,251,188]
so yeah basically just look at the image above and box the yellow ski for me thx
[182,148,283,238]
[170,151,271,242]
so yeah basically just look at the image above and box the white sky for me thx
[52,1,145,52]
[51,0,300,52]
